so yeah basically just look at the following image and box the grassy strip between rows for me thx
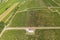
[0,0,19,15]
[2,6,17,22]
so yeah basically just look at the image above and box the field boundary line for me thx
[31,7,60,8]
[0,27,6,38]
[52,0,60,6]
[16,8,47,13]
[16,8,29,13]
[6,27,60,30]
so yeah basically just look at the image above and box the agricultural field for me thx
[0,0,20,33]
[0,0,28,33]
[35,29,60,40]
[0,30,26,40]
[7,0,60,27]
[8,8,60,27]
[0,0,60,40]
[0,0,19,15]
[0,29,60,40]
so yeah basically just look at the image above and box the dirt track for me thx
[6,27,60,30]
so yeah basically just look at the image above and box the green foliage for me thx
[0,21,5,33]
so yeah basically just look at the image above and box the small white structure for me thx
[26,27,35,35]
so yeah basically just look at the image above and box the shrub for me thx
[0,21,5,33]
